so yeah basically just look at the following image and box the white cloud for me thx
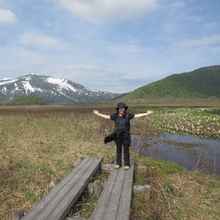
[56,0,158,22]
[20,33,61,49]
[178,34,220,48]
[106,41,145,54]
[0,8,16,24]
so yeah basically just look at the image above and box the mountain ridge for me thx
[0,74,120,104]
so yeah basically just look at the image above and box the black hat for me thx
[116,102,128,110]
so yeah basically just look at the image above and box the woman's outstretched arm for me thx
[134,110,153,118]
[93,110,110,119]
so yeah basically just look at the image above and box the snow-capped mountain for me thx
[0,74,120,104]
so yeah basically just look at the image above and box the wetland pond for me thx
[131,133,220,175]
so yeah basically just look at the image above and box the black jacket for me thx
[104,112,135,145]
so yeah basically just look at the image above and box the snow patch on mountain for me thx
[22,81,43,94]
[2,87,7,94]
[0,79,17,86]
[22,81,35,93]
[46,77,77,92]
[2,77,12,80]
[14,83,19,91]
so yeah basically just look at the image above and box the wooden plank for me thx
[23,157,101,220]
[90,161,134,220]
[47,158,102,220]
[36,158,97,220]
[104,169,125,220]
[23,157,90,220]
[116,161,134,220]
[90,169,119,220]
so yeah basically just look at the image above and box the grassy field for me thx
[0,108,115,219]
[0,106,220,220]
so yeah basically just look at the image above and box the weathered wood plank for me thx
[89,169,119,220]
[22,158,90,220]
[104,169,125,220]
[90,161,134,220]
[47,158,102,220]
[116,161,134,220]
[23,157,102,220]
[36,158,98,220]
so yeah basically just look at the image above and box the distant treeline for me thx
[6,95,46,105]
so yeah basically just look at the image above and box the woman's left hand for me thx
[93,110,99,114]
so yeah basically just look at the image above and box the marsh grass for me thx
[0,106,220,220]
[0,110,114,219]
[131,152,220,220]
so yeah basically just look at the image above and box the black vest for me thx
[112,113,131,133]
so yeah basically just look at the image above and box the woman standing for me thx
[93,102,153,169]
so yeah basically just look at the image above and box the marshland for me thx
[1,105,220,220]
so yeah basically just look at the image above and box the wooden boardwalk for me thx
[19,157,135,220]
[89,161,135,220]
[22,157,102,220]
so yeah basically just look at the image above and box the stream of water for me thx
[131,132,220,175]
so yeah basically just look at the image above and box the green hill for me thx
[124,65,220,101]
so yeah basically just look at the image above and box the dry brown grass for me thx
[0,106,220,220]
[131,152,220,220]
[0,109,114,219]
[164,171,220,220]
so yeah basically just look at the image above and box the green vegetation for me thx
[9,95,45,105]
[0,106,220,220]
[123,66,220,102]
[147,107,220,138]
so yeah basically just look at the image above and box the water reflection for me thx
[131,133,220,175]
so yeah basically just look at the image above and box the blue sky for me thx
[0,0,219,92]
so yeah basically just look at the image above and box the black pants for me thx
[115,141,130,166]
